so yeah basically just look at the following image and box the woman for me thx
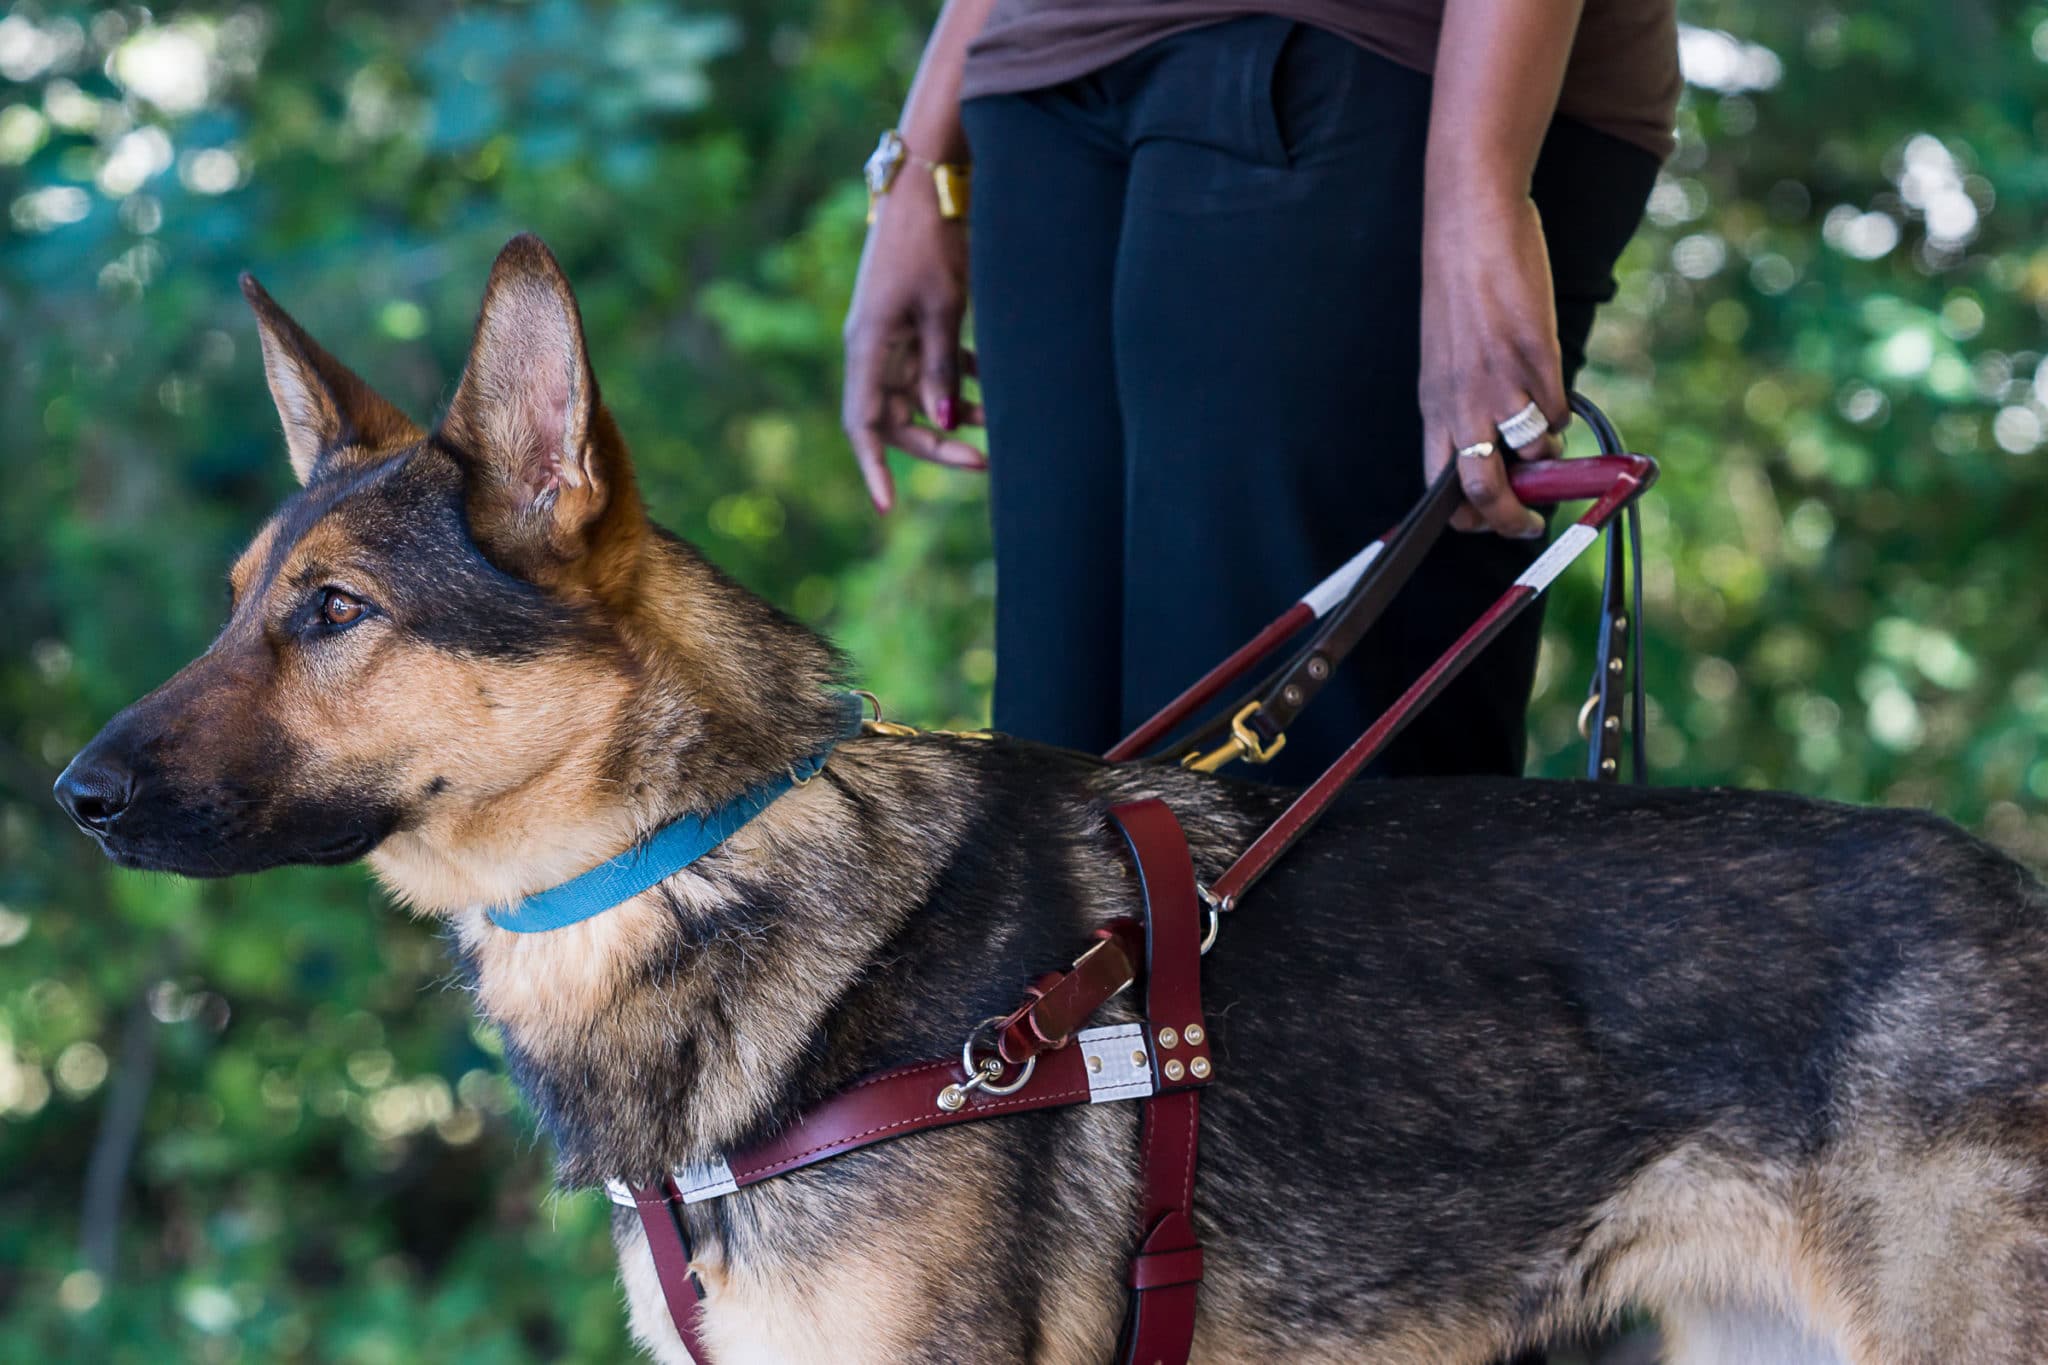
[841,1,1675,784]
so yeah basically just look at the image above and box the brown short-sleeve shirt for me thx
[961,1,1681,160]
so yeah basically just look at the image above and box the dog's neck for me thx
[447,735,975,1186]
[367,516,904,1179]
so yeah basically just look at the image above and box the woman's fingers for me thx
[1425,414,1483,533]
[841,326,898,514]
[848,423,896,513]
[884,416,987,470]
[917,308,963,431]
[1451,406,1545,540]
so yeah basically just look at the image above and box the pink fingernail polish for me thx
[936,398,957,431]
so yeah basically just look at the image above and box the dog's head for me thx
[54,235,842,907]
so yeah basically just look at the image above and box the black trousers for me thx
[964,17,1658,783]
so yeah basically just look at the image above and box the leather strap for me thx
[1233,467,1465,753]
[629,1182,712,1363]
[1208,453,1655,910]
[1108,800,1210,1365]
[1577,399,1646,785]
[729,1042,1123,1188]
[1149,450,1657,775]
[994,919,1145,1066]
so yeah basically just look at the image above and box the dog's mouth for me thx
[86,815,392,879]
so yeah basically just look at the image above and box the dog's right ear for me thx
[240,274,422,485]
[436,234,609,578]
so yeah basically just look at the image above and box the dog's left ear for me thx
[438,234,607,574]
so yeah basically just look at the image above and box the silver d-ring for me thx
[959,1016,1037,1097]
[1196,882,1233,956]
[1497,401,1548,449]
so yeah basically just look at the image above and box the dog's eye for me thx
[321,589,367,629]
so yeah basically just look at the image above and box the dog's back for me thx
[613,736,2048,1364]
[1122,771,2048,1363]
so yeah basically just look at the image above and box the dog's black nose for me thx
[54,753,136,835]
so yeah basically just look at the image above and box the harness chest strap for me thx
[618,800,1209,1365]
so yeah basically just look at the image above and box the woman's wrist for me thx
[901,113,970,168]
[875,158,950,229]
[1423,149,1527,218]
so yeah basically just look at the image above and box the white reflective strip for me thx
[1301,541,1385,618]
[603,1177,638,1208]
[672,1157,739,1204]
[1513,523,1599,593]
[1077,1022,1155,1104]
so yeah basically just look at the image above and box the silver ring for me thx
[1496,401,1549,449]
[1455,440,1496,461]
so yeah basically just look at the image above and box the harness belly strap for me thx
[618,799,1210,1365]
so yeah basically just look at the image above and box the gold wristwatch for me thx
[865,129,971,223]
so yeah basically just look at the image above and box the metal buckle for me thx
[1182,700,1288,774]
[936,1016,1038,1112]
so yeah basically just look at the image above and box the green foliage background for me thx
[1,1,2044,1359]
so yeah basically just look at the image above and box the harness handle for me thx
[1132,394,1656,908]
[1123,397,1650,778]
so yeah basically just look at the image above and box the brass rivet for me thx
[1130,1050,1147,1068]
[1281,685,1303,706]
[1600,757,1618,774]
[937,1085,967,1112]
[1190,1057,1211,1079]
[1158,1027,1179,1050]
[1306,656,1330,681]
[1613,616,1628,633]
[1183,1024,1206,1047]
[1608,656,1625,674]
[1086,1054,1103,1074]
[1603,716,1621,732]
[1164,1059,1185,1082]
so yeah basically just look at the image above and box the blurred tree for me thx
[0,1,2044,1360]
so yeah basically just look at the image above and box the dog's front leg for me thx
[612,1199,1044,1365]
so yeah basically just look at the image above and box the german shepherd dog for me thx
[55,236,2048,1365]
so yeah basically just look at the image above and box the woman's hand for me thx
[841,170,984,514]
[1419,185,1565,539]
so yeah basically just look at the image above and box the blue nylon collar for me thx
[486,694,864,934]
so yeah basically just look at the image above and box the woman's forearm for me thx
[897,0,997,164]
[1424,0,1584,204]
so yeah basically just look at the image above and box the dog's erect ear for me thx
[240,274,422,485]
[437,234,606,571]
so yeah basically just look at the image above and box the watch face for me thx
[864,130,905,196]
